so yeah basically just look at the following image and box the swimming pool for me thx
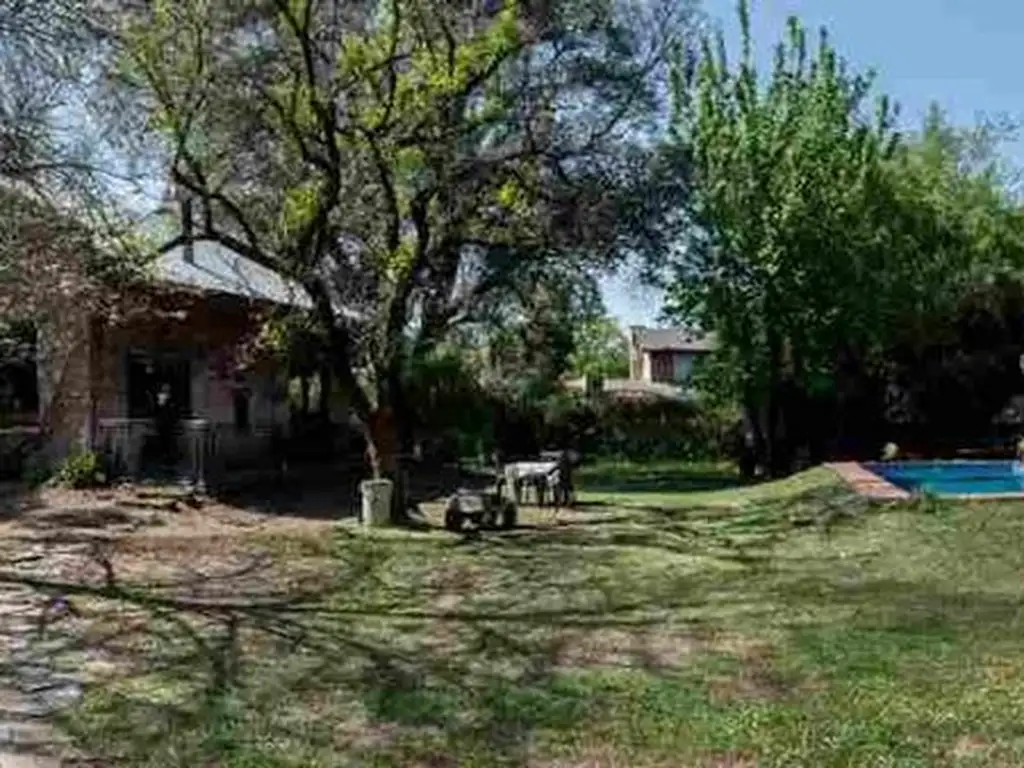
[864,460,1024,497]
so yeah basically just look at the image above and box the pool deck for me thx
[826,462,911,500]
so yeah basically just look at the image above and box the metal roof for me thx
[151,240,312,309]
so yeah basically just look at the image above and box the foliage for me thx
[886,271,1024,442]
[484,388,740,462]
[662,1,903,470]
[567,314,630,380]
[402,343,493,458]
[52,450,107,489]
[0,0,157,464]
[0,0,151,296]
[588,396,740,461]
[480,264,609,400]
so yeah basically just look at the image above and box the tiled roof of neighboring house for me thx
[152,240,312,309]
[602,378,695,401]
[562,376,695,402]
[633,327,717,352]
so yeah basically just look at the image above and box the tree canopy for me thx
[657,0,1024,473]
[113,0,695,485]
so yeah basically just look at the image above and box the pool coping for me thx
[826,462,911,500]
[827,461,1024,501]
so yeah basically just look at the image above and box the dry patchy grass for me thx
[4,467,1024,765]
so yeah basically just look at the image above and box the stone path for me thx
[0,543,90,767]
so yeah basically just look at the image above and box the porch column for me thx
[182,418,212,492]
[36,311,93,461]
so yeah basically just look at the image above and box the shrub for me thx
[52,451,107,489]
[527,393,740,462]
[588,398,739,461]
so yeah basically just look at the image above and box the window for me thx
[127,352,191,418]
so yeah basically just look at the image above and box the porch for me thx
[95,416,285,491]
[85,293,291,489]
[2,283,293,488]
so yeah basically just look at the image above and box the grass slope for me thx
[54,463,1024,766]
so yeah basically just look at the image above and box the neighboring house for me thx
[628,326,716,385]
[562,326,717,402]
[6,235,311,488]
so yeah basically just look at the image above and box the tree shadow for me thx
[577,464,743,495]
[0,481,43,521]
[0,520,783,765]
[0,481,966,766]
[209,461,496,521]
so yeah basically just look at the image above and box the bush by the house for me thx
[52,451,107,489]
[519,393,739,462]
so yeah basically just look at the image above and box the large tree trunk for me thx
[761,330,796,478]
[363,405,412,525]
[365,406,399,479]
[299,375,310,414]
[308,286,415,524]
[739,400,762,480]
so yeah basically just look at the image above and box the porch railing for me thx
[96,417,281,491]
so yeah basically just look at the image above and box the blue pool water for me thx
[865,460,1024,496]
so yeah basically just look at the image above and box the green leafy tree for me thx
[662,2,902,472]
[568,314,629,380]
[114,0,693,509]
[659,1,1012,473]
[479,263,605,396]
[869,108,1024,446]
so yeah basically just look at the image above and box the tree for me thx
[568,314,629,380]
[660,2,900,472]
[657,1,1014,474]
[0,1,151,451]
[479,262,606,397]
[866,109,1024,448]
[113,0,694,511]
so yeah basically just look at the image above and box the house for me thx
[4,229,310,489]
[628,326,716,385]
[562,326,717,402]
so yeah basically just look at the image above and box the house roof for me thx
[602,378,695,401]
[562,376,696,402]
[151,240,312,309]
[633,327,717,353]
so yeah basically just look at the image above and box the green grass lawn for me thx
[55,463,1024,766]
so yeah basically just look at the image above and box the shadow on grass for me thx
[577,462,743,495]
[9,474,1010,767]
[211,462,496,521]
[6,519,777,766]
[0,481,43,520]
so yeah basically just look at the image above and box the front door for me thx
[127,351,192,467]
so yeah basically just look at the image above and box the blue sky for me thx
[602,0,1024,328]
